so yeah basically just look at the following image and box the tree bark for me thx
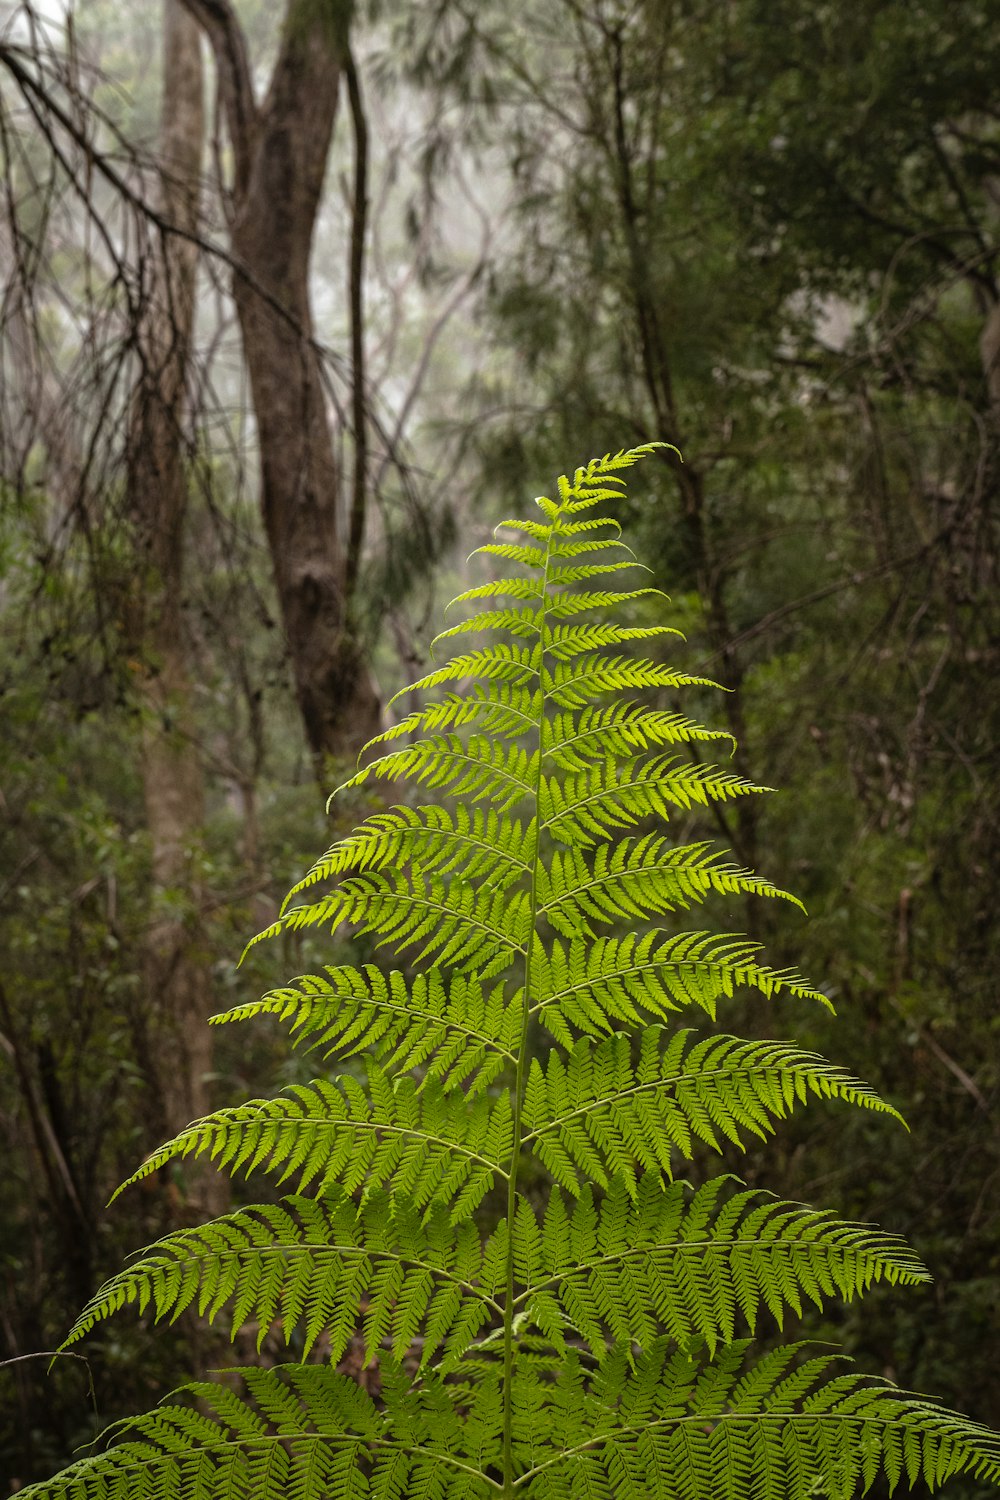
[126,1,224,1214]
[603,23,759,881]
[179,0,381,775]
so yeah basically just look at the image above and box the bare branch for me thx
[344,39,368,606]
[175,0,257,194]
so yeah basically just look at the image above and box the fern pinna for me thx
[28,446,1000,1500]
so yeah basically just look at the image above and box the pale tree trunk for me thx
[179,0,381,777]
[126,1,225,1215]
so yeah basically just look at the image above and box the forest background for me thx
[0,0,997,1491]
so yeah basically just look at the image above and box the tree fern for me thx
[24,445,1000,1499]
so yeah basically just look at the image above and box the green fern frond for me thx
[513,1177,927,1358]
[540,755,767,845]
[488,515,560,540]
[537,838,802,939]
[431,607,544,654]
[522,1029,902,1194]
[341,734,536,806]
[547,560,649,585]
[18,1366,500,1500]
[283,806,533,909]
[548,702,734,750]
[386,640,539,709]
[547,587,671,619]
[32,443,998,1500]
[470,535,639,571]
[469,540,549,569]
[533,930,829,1041]
[212,966,518,1093]
[64,1190,500,1366]
[543,656,721,710]
[540,622,678,666]
[366,682,540,750]
[545,702,736,766]
[508,510,622,539]
[559,442,678,496]
[519,1341,1000,1499]
[269,865,529,974]
[115,1070,510,1220]
[447,564,660,613]
[550,535,635,560]
[449,575,546,605]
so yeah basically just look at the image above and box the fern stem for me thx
[502,516,555,1498]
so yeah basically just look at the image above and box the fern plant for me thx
[26,445,1000,1499]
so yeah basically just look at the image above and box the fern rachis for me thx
[25,445,1000,1499]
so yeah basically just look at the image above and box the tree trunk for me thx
[126,1,224,1214]
[179,0,381,775]
[603,23,759,883]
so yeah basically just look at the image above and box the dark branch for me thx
[174,0,257,195]
[344,39,368,607]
